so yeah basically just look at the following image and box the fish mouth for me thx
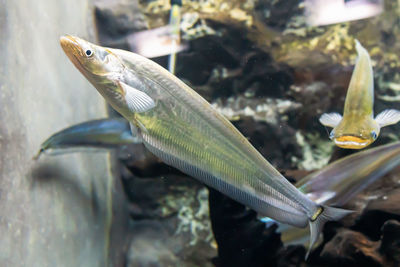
[334,135,371,149]
[60,35,85,69]
[60,35,83,56]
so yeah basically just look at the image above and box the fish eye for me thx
[85,49,93,57]
[371,131,377,140]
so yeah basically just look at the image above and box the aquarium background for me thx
[0,1,128,266]
[1,0,400,266]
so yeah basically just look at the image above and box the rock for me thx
[121,170,217,267]
[127,219,215,267]
[232,117,302,169]
[254,0,303,30]
[209,188,282,267]
[353,188,400,240]
[319,220,400,267]
[126,220,180,267]
[320,229,382,266]
[95,0,148,49]
[365,188,400,216]
[275,245,306,267]
[379,220,400,264]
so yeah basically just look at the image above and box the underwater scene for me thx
[2,0,400,266]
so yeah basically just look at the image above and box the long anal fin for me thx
[375,109,400,127]
[306,205,353,260]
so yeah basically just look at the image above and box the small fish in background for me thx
[296,141,400,206]
[59,35,352,259]
[305,0,383,27]
[320,40,400,149]
[126,0,186,61]
[261,141,400,248]
[34,118,135,160]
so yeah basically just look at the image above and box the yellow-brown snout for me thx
[60,35,84,57]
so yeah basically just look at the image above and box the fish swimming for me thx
[262,141,400,247]
[319,40,400,149]
[34,118,134,159]
[60,35,351,258]
[297,141,400,206]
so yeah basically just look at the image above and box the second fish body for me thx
[320,40,400,149]
[263,141,400,247]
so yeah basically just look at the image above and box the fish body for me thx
[262,141,400,247]
[60,35,351,257]
[297,141,400,206]
[320,40,400,149]
[34,118,134,159]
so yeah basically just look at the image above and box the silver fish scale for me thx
[118,47,319,221]
[142,130,308,227]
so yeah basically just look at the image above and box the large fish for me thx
[320,40,400,149]
[60,35,351,258]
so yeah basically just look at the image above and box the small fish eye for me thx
[85,49,93,57]
[371,131,377,139]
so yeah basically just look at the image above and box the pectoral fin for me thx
[319,113,342,128]
[118,81,156,113]
[375,109,400,127]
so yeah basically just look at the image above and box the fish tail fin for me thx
[306,205,353,260]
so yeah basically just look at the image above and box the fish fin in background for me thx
[306,205,353,259]
[259,216,276,226]
[129,122,143,143]
[319,112,342,128]
[375,109,400,127]
[118,81,156,113]
[306,191,336,204]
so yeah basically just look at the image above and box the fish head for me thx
[60,35,124,83]
[60,35,145,118]
[331,117,380,149]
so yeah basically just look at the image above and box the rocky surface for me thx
[93,0,400,266]
[0,1,129,266]
[119,165,216,267]
[319,220,400,267]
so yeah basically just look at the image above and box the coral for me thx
[293,131,334,171]
[212,95,302,125]
[175,188,214,246]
